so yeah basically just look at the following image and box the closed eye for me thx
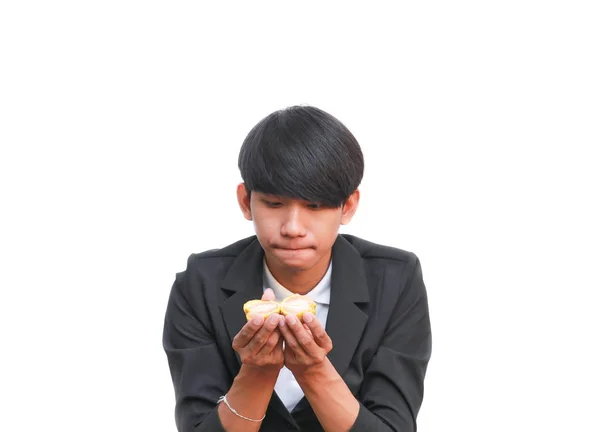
[263,200,283,208]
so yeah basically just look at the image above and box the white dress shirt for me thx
[262,259,332,412]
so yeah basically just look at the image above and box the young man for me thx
[162,106,432,431]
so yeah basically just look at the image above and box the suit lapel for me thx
[220,238,265,360]
[325,235,370,377]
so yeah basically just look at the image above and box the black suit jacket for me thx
[163,234,432,431]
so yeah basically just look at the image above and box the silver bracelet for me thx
[217,394,266,423]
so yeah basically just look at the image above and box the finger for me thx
[284,314,317,354]
[257,329,280,355]
[302,323,313,338]
[232,315,264,350]
[285,315,319,354]
[247,313,281,354]
[278,317,303,354]
[261,288,276,301]
[303,313,332,350]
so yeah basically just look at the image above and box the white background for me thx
[1,1,599,431]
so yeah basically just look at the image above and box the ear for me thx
[236,183,253,221]
[341,189,360,225]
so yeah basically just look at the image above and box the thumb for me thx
[261,288,276,301]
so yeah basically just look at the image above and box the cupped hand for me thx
[232,288,285,371]
[278,312,333,375]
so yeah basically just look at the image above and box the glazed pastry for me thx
[280,294,317,319]
[243,300,281,321]
[243,294,316,321]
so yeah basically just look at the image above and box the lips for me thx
[275,247,313,251]
[272,246,314,262]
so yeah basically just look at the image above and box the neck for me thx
[266,252,331,295]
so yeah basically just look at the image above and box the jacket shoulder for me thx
[341,234,418,264]
[186,235,256,263]
[173,236,258,281]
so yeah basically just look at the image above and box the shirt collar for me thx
[262,259,332,305]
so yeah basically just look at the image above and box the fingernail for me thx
[253,316,262,325]
[278,317,286,327]
[303,313,313,323]
[268,314,279,324]
[287,315,297,325]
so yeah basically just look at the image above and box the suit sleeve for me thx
[350,256,432,432]
[162,263,229,432]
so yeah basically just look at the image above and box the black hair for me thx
[238,105,364,208]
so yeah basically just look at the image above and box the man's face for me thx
[237,185,359,273]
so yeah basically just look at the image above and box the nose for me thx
[280,207,306,238]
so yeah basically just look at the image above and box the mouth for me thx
[274,246,314,251]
